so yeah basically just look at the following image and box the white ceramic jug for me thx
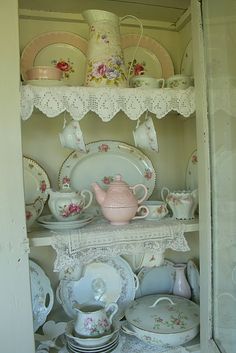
[161,187,198,220]
[74,302,118,337]
[47,186,93,222]
[83,9,128,87]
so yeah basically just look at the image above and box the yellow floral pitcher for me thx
[83,9,141,87]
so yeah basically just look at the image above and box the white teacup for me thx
[129,75,165,89]
[133,116,158,152]
[141,200,169,221]
[59,120,86,152]
[166,74,194,89]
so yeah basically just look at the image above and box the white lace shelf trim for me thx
[20,85,195,121]
[51,218,190,272]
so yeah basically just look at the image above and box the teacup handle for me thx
[80,189,93,210]
[158,78,165,88]
[131,184,148,204]
[132,205,149,220]
[161,187,170,202]
[105,302,118,323]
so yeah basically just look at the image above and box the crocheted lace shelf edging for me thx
[20,85,195,121]
[51,218,190,272]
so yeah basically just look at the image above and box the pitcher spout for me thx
[91,182,106,206]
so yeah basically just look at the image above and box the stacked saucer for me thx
[37,214,94,230]
[65,321,119,353]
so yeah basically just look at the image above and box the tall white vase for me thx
[173,263,191,299]
[82,9,128,87]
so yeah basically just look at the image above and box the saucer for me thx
[25,79,64,86]
[37,214,94,230]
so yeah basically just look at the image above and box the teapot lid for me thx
[109,174,128,187]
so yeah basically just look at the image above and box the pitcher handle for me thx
[131,184,148,204]
[120,15,144,81]
[81,189,93,210]
[161,187,170,202]
[105,303,118,323]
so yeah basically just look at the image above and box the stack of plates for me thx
[37,214,94,230]
[65,321,119,353]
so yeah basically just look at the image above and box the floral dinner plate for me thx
[20,31,88,86]
[121,34,174,80]
[29,260,54,332]
[23,156,50,204]
[58,141,156,200]
[57,256,137,321]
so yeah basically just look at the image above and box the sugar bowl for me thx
[47,185,93,221]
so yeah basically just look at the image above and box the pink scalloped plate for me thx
[121,34,174,80]
[20,31,88,86]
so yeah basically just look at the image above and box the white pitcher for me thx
[161,187,198,220]
[74,302,118,337]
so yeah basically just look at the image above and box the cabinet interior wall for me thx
[19,11,198,300]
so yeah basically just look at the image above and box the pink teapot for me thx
[91,174,149,225]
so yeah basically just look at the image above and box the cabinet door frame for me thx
[0,2,35,352]
[191,0,219,352]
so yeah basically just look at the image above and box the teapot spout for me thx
[91,182,106,206]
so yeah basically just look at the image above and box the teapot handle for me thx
[131,184,148,204]
[80,189,93,210]
[105,303,118,323]
[161,187,170,202]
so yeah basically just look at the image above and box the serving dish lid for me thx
[125,294,199,334]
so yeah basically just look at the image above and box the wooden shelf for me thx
[28,218,199,248]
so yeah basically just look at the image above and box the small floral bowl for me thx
[25,66,63,81]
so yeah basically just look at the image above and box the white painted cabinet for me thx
[1,0,235,352]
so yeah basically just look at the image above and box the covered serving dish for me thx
[123,294,200,347]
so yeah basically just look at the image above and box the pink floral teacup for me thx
[47,186,93,222]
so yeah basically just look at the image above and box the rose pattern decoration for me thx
[102,176,114,185]
[51,58,74,79]
[128,59,146,76]
[59,202,82,218]
[62,177,71,186]
[98,144,109,152]
[192,154,198,164]
[153,310,188,330]
[26,210,32,220]
[86,55,127,86]
[83,317,110,335]
[144,169,153,180]
[40,180,47,193]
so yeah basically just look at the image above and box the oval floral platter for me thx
[58,141,156,200]
[20,31,88,86]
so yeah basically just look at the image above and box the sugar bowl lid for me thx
[125,294,200,334]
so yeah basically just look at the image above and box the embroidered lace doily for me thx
[51,218,190,272]
[21,85,195,121]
